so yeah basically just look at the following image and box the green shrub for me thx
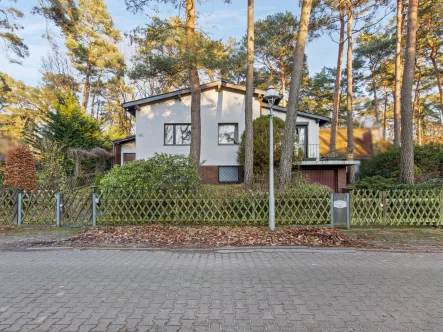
[359,143,443,181]
[356,176,397,190]
[237,115,286,174]
[359,147,400,178]
[99,153,200,192]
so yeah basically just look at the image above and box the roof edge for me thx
[112,135,136,145]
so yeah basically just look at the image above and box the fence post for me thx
[381,191,387,226]
[330,193,334,228]
[346,193,351,229]
[92,186,97,227]
[440,190,443,227]
[56,192,61,227]
[17,192,22,227]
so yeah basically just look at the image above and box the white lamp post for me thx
[263,86,281,231]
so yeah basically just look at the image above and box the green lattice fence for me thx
[385,190,442,226]
[351,189,443,226]
[0,189,17,225]
[21,190,57,225]
[96,188,331,225]
[61,188,93,227]
[351,190,383,226]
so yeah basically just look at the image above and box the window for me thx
[218,124,238,145]
[164,124,191,145]
[295,126,307,157]
[218,166,239,183]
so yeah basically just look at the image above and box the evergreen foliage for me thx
[359,143,443,181]
[99,154,200,192]
[237,115,286,174]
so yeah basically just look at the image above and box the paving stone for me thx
[0,250,442,331]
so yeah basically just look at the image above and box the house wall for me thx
[135,88,320,166]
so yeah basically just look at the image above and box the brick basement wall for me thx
[199,166,219,184]
[337,167,347,193]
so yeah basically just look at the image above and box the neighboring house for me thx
[113,81,358,192]
[319,127,391,174]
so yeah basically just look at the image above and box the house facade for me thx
[113,81,358,192]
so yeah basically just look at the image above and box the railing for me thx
[294,144,320,161]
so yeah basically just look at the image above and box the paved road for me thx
[0,249,442,332]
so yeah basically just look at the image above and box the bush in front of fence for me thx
[99,154,200,192]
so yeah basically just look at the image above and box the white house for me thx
[113,81,358,192]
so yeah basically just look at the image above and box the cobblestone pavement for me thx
[0,249,442,332]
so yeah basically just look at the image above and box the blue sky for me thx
[0,0,349,87]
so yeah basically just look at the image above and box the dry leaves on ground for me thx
[70,225,368,248]
[0,226,16,233]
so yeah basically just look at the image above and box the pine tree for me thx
[278,0,314,186]
[399,0,418,184]
[37,0,125,112]
[0,0,29,63]
[244,0,254,189]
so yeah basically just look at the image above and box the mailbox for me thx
[331,193,350,229]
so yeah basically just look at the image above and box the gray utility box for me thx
[331,193,350,229]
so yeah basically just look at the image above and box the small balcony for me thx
[294,144,320,161]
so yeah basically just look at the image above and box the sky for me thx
[0,0,349,88]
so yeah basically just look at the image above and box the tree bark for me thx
[399,0,418,184]
[346,5,355,184]
[186,0,201,163]
[393,0,403,147]
[383,87,388,140]
[82,61,92,112]
[430,52,443,125]
[281,74,286,107]
[244,0,254,189]
[372,79,379,127]
[278,0,313,186]
[413,64,421,145]
[330,5,345,157]
[425,11,443,125]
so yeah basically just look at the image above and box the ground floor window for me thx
[218,166,239,183]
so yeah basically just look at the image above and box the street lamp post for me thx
[263,86,281,231]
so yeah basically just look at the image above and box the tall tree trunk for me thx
[413,64,421,144]
[330,5,345,157]
[244,0,254,189]
[393,0,403,147]
[400,0,418,184]
[82,61,92,112]
[278,0,313,186]
[91,92,96,119]
[425,12,443,125]
[383,86,388,140]
[281,73,286,107]
[346,5,355,184]
[430,52,443,125]
[372,79,379,127]
[186,0,201,163]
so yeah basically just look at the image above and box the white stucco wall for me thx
[135,88,321,165]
